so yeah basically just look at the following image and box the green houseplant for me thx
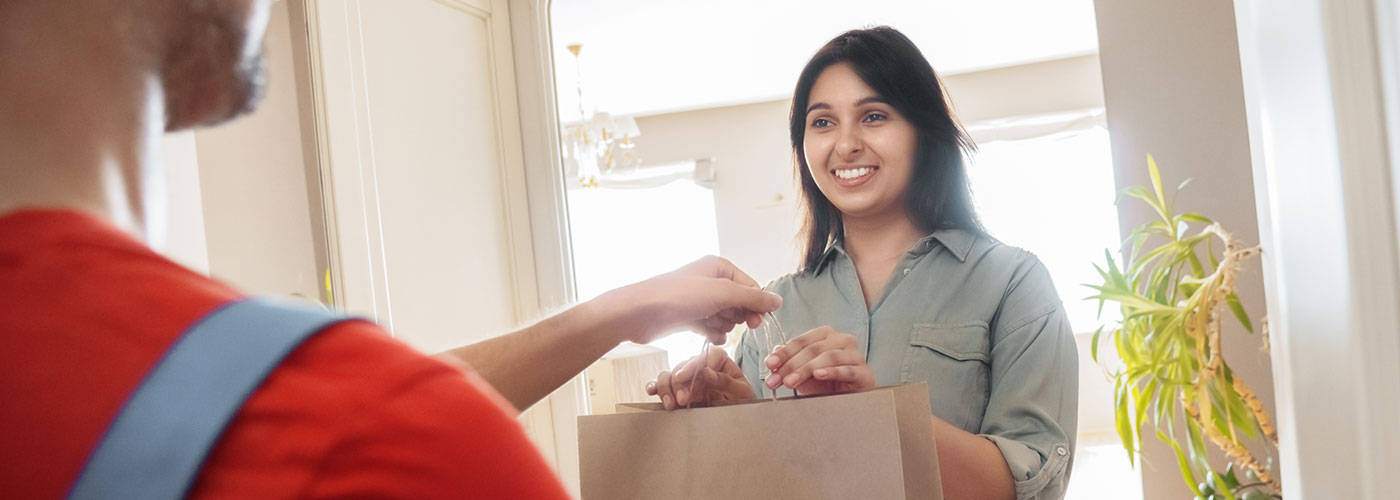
[1086,156,1280,500]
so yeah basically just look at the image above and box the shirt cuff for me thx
[980,434,1072,500]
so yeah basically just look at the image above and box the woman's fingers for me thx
[654,370,676,410]
[781,348,866,389]
[774,338,836,377]
[672,354,708,407]
[655,346,756,408]
[811,364,875,387]
[765,327,850,370]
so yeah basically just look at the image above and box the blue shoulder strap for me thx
[67,297,350,500]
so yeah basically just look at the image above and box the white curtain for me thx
[964,108,1107,144]
[568,158,715,190]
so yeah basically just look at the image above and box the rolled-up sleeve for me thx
[979,263,1079,500]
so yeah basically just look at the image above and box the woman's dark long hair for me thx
[791,26,985,273]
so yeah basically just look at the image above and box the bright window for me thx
[969,120,1141,500]
[566,178,721,369]
[968,124,1122,333]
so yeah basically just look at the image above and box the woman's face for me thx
[802,62,919,222]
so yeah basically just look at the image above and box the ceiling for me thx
[550,0,1101,121]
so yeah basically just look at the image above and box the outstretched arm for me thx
[441,256,783,411]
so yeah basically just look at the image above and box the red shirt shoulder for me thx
[0,210,569,499]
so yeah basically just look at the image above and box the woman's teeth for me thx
[835,167,874,179]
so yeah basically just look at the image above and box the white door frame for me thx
[1234,0,1400,497]
[293,0,581,490]
[507,0,588,495]
[295,0,539,328]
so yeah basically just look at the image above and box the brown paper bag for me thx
[578,383,943,499]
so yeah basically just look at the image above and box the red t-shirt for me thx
[0,210,572,499]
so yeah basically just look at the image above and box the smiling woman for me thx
[646,27,1080,500]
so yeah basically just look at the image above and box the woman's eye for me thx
[863,113,887,123]
[811,118,832,128]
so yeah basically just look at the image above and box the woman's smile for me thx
[831,165,879,187]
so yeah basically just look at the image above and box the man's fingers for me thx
[745,312,763,329]
[710,279,782,316]
[716,308,744,324]
[702,255,761,289]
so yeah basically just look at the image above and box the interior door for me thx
[296,0,564,476]
[300,0,537,352]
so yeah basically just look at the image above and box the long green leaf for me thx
[1185,247,1207,279]
[1134,381,1156,443]
[1206,236,1220,270]
[1159,429,1203,496]
[1226,292,1254,333]
[1212,468,1241,500]
[1115,379,1136,466]
[1221,369,1259,439]
[1154,378,1176,426]
[1091,326,1104,362]
[1123,185,1170,224]
[1179,212,1213,224]
[1186,405,1209,463]
[1148,154,1167,217]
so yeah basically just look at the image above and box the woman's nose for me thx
[836,126,863,157]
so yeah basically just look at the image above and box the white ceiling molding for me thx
[550,0,1100,120]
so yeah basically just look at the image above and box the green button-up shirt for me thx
[736,229,1078,500]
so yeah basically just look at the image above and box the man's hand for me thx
[764,326,876,396]
[443,255,779,411]
[593,255,783,345]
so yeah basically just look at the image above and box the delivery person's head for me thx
[787,26,983,273]
[0,0,277,132]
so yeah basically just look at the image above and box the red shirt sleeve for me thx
[299,366,572,499]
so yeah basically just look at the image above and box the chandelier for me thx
[561,43,641,189]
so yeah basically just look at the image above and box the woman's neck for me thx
[840,210,926,309]
[841,211,925,268]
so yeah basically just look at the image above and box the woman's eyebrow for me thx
[806,96,887,115]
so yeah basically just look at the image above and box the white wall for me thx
[192,1,322,300]
[1093,1,1276,498]
[943,54,1105,124]
[630,55,1107,288]
[1233,0,1400,497]
[161,131,210,274]
[631,99,802,287]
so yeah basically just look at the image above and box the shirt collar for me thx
[811,228,977,275]
[811,238,846,275]
[914,229,976,262]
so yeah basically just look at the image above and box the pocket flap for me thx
[910,323,990,363]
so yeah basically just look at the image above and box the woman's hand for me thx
[646,345,755,410]
[764,326,876,395]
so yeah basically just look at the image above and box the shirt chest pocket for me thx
[900,322,992,431]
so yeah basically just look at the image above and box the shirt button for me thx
[1056,447,1068,456]
[902,268,911,276]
